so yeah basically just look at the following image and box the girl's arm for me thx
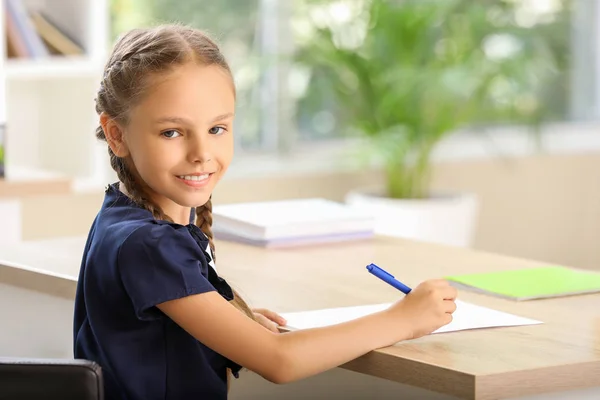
[157,280,456,384]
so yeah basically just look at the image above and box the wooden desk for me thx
[216,237,600,400]
[1,236,599,399]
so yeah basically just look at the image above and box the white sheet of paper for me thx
[281,300,542,334]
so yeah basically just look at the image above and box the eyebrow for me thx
[154,116,192,125]
[210,112,235,124]
[154,113,234,126]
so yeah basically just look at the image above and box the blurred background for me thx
[1,2,600,398]
[1,0,600,271]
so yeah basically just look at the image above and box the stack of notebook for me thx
[212,198,375,248]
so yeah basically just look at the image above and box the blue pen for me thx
[366,263,412,294]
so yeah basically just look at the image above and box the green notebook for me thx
[446,266,600,300]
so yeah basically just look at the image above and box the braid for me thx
[196,199,255,320]
[196,197,215,258]
[111,149,171,222]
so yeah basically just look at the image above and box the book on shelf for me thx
[30,11,83,56]
[4,0,84,60]
[212,198,375,248]
[5,0,48,58]
[5,2,29,59]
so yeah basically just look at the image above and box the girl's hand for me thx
[388,279,457,340]
[252,308,287,333]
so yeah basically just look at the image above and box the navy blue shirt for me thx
[73,183,241,399]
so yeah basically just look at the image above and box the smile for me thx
[177,174,211,181]
[176,173,213,188]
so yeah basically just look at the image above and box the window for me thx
[111,0,263,150]
[110,0,585,155]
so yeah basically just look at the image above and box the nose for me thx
[188,133,212,164]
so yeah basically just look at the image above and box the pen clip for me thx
[367,263,395,279]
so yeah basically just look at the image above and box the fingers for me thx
[253,308,287,326]
[444,299,457,314]
[444,312,453,325]
[252,308,287,334]
[254,313,280,333]
[423,279,458,300]
[442,285,458,301]
[430,279,451,286]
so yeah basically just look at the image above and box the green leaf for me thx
[294,0,567,198]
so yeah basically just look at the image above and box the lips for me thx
[177,174,211,181]
[176,173,214,188]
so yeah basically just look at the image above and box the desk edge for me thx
[0,262,77,299]
[341,350,476,399]
[476,360,600,399]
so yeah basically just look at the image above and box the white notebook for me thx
[281,300,542,335]
[212,198,374,240]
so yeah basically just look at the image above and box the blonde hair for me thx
[94,25,255,323]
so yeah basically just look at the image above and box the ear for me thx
[100,112,130,158]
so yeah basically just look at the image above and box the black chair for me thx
[0,358,103,400]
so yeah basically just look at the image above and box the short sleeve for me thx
[117,223,216,321]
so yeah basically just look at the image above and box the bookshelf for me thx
[1,0,110,182]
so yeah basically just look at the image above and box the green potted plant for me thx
[293,0,568,246]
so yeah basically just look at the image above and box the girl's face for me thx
[121,63,235,223]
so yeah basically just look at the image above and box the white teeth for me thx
[179,174,209,181]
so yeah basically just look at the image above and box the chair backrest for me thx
[0,358,103,400]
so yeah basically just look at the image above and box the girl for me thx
[73,24,457,400]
